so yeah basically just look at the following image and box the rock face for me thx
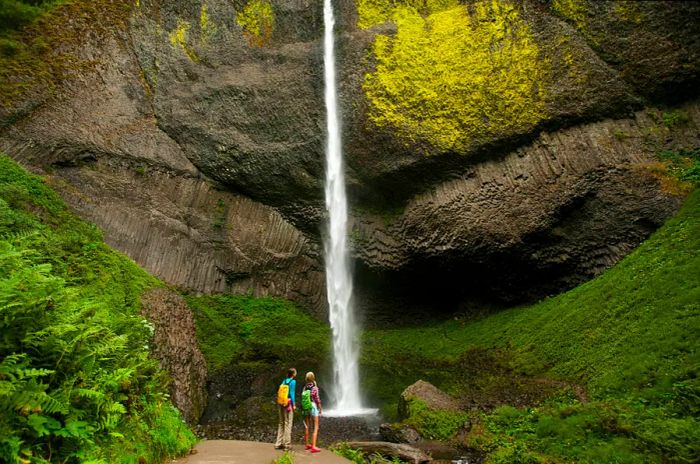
[351,106,698,318]
[140,288,208,424]
[0,0,699,319]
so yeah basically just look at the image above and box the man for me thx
[274,367,297,450]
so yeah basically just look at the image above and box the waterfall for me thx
[322,0,375,417]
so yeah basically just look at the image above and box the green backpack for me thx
[301,388,313,411]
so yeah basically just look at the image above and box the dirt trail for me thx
[172,440,351,464]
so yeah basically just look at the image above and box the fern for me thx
[0,155,196,462]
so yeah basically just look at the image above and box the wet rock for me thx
[379,422,421,444]
[344,441,432,464]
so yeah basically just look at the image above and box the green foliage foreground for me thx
[363,189,700,463]
[0,155,196,463]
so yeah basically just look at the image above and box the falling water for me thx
[322,0,375,417]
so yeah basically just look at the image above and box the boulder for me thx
[398,380,462,421]
[379,422,421,444]
[344,441,432,464]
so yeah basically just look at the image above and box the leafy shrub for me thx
[657,148,700,184]
[485,443,544,464]
[402,399,469,440]
[0,0,46,34]
[271,451,295,464]
[662,109,690,128]
[236,0,275,47]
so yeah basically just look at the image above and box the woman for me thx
[301,371,323,453]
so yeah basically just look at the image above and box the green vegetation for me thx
[0,0,62,35]
[184,294,330,374]
[0,0,132,108]
[332,443,404,464]
[200,2,209,33]
[271,451,295,464]
[0,155,196,462]
[656,148,700,185]
[363,189,700,462]
[402,399,469,440]
[236,0,275,47]
[356,0,459,29]
[662,109,690,129]
[362,0,547,153]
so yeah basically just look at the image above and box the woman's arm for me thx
[312,386,322,410]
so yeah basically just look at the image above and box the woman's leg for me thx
[304,415,310,446]
[312,414,319,448]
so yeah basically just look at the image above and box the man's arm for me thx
[289,379,296,407]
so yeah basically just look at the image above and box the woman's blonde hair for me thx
[305,371,316,385]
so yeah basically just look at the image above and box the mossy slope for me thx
[363,189,700,462]
[184,293,330,375]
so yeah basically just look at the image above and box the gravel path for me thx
[172,440,351,464]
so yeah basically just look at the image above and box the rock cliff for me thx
[0,0,698,318]
[140,288,208,424]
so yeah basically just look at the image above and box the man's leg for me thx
[283,408,294,448]
[274,406,284,448]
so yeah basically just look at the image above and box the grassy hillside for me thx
[0,155,196,463]
[363,189,699,463]
[184,293,330,375]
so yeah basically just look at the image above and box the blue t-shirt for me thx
[283,378,296,406]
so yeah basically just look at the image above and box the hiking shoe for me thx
[311,447,321,453]
[305,444,312,450]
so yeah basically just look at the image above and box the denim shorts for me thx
[302,404,319,417]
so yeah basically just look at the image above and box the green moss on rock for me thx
[356,0,459,29]
[402,398,469,440]
[362,0,548,153]
[0,0,133,109]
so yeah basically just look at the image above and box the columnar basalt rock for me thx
[45,157,327,315]
[350,104,698,316]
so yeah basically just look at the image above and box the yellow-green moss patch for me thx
[200,2,209,32]
[236,0,275,47]
[363,0,548,153]
[356,0,460,29]
[168,18,199,61]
